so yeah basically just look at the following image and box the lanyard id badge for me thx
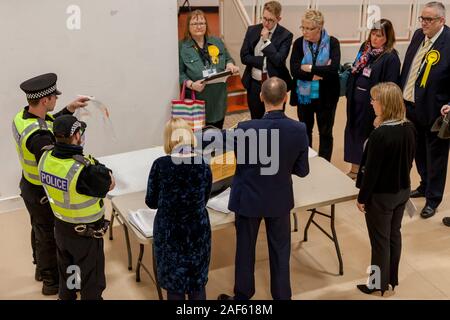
[202,67,217,78]
[362,67,372,78]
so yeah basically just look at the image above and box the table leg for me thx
[330,204,344,275]
[136,244,144,282]
[152,245,164,300]
[109,208,116,240]
[293,212,299,232]
[123,224,133,270]
[303,209,316,242]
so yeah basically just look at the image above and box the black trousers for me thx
[247,79,266,120]
[364,188,410,291]
[206,118,225,130]
[297,99,338,161]
[54,219,106,300]
[234,213,291,300]
[406,102,450,208]
[20,179,58,286]
[167,287,206,300]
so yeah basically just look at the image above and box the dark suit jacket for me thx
[228,111,309,217]
[400,26,450,126]
[290,35,341,106]
[240,24,293,90]
[346,44,401,137]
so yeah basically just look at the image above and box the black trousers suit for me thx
[405,101,450,208]
[364,188,410,291]
[234,213,291,300]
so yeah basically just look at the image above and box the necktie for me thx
[403,39,432,102]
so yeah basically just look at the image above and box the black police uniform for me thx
[17,73,71,295]
[49,116,112,300]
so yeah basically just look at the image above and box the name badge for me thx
[362,67,372,78]
[202,68,217,78]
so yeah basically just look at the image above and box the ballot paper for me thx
[405,199,417,218]
[128,208,156,238]
[202,70,232,84]
[75,95,118,141]
[207,187,231,213]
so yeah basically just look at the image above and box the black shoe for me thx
[356,284,385,296]
[42,283,59,296]
[443,217,450,227]
[420,205,436,219]
[35,268,42,282]
[217,293,234,300]
[410,189,425,198]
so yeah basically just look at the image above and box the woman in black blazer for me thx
[344,19,400,178]
[356,82,416,296]
[290,9,340,161]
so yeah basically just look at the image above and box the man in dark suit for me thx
[240,1,293,120]
[218,77,309,300]
[400,1,450,218]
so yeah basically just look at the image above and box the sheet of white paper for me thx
[207,188,231,213]
[128,208,156,238]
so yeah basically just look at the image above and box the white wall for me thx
[0,0,178,201]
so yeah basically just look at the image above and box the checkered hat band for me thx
[70,122,82,136]
[26,85,56,99]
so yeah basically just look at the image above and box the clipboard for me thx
[202,70,232,84]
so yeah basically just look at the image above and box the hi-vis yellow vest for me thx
[12,110,54,185]
[38,149,104,224]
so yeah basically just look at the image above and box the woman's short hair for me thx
[164,118,197,154]
[370,82,406,122]
[367,19,396,52]
[184,9,210,41]
[302,9,324,28]
[263,1,282,18]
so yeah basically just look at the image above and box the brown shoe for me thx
[346,171,357,180]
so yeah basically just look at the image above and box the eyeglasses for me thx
[300,26,319,32]
[418,16,441,24]
[190,22,206,27]
[262,16,277,24]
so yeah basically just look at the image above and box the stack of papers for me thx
[128,208,156,238]
[207,188,231,213]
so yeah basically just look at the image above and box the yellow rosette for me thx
[420,50,440,88]
[208,45,220,65]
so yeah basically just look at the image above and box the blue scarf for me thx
[296,29,331,105]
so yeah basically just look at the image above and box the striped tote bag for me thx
[171,81,206,131]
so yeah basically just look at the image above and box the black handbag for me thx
[431,111,450,139]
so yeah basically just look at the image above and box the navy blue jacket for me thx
[228,111,309,217]
[400,26,450,126]
[240,24,293,90]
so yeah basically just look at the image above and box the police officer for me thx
[12,73,89,295]
[38,115,115,300]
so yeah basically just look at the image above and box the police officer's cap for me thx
[53,115,87,138]
[20,73,62,100]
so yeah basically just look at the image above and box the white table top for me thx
[110,156,358,243]
[100,146,318,198]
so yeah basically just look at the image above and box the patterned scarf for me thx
[296,29,331,105]
[352,41,385,74]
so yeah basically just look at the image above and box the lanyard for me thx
[193,37,212,68]
[308,34,322,65]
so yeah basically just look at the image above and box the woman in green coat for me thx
[179,10,239,129]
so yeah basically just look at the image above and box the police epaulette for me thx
[73,154,91,167]
[42,145,54,151]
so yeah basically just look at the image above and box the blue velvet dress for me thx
[145,155,212,293]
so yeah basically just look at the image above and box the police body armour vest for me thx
[12,110,54,185]
[38,149,104,224]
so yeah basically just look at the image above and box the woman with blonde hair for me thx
[356,82,415,296]
[290,9,341,161]
[145,118,212,300]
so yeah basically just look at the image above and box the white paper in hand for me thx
[405,199,417,218]
[207,188,231,213]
